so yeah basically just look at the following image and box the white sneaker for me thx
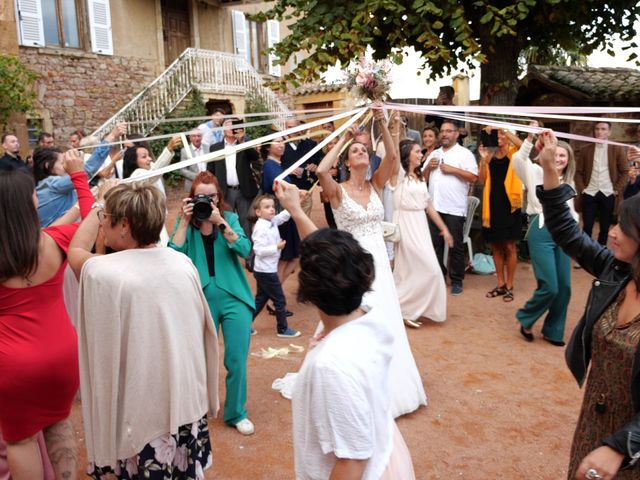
[235,418,255,436]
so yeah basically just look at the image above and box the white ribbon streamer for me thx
[274,107,368,183]
[123,108,362,183]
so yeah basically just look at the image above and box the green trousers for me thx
[516,216,571,342]
[203,278,253,425]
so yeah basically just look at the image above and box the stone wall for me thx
[19,47,158,143]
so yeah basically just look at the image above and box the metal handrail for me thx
[90,48,289,139]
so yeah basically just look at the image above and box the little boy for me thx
[251,195,301,338]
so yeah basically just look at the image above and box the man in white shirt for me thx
[179,128,209,192]
[575,121,629,245]
[208,118,260,237]
[423,121,478,295]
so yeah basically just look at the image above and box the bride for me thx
[315,106,427,417]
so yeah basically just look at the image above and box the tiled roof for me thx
[527,65,640,103]
[293,83,348,96]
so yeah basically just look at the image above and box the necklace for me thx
[349,180,366,191]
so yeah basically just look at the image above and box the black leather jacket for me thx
[538,184,640,468]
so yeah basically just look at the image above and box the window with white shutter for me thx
[232,10,250,65]
[266,19,281,77]
[15,0,45,47]
[87,0,113,55]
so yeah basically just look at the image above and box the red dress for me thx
[0,172,92,442]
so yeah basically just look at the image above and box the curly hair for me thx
[297,228,375,315]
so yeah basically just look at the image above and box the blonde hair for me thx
[104,183,165,246]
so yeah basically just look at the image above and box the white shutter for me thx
[87,0,113,55]
[266,19,281,77]
[232,10,250,64]
[15,0,45,47]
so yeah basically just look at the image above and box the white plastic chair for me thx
[443,196,480,268]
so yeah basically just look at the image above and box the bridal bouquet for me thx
[345,56,392,103]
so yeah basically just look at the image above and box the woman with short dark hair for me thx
[292,227,415,479]
[0,153,94,479]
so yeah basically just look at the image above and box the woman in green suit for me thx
[169,171,256,435]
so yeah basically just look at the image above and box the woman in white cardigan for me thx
[68,182,219,479]
[512,124,577,346]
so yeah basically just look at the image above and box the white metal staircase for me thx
[90,48,289,139]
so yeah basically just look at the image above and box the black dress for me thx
[482,155,522,243]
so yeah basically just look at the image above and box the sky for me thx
[323,23,640,101]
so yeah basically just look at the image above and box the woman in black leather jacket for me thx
[537,130,640,480]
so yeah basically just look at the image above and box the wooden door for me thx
[162,0,191,67]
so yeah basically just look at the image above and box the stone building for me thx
[2,0,291,152]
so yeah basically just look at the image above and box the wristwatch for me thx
[91,201,104,210]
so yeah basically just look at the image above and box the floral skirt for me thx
[88,415,212,480]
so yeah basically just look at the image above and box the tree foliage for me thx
[251,0,639,104]
[0,55,37,130]
[149,88,207,186]
[244,90,273,140]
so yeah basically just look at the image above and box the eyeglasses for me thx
[96,210,113,222]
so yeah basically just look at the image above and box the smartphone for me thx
[480,129,499,148]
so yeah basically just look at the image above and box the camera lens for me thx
[192,195,213,221]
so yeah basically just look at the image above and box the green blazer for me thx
[168,211,255,311]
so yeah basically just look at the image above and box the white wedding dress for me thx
[332,185,427,417]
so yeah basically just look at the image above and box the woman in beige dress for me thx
[390,140,453,327]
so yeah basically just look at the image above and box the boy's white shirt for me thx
[251,210,291,273]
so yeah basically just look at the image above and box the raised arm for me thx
[68,180,117,278]
[371,107,398,192]
[274,180,317,240]
[477,145,491,186]
[388,111,402,188]
[316,126,356,207]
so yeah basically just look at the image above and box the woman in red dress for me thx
[0,151,94,479]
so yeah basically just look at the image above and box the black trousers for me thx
[225,187,253,239]
[253,271,288,333]
[581,192,615,245]
[429,212,466,286]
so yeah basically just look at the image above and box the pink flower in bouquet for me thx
[356,72,369,86]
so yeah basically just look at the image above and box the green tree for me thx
[251,0,638,105]
[148,88,207,186]
[0,55,37,130]
[244,91,273,140]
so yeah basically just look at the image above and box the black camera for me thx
[190,194,213,221]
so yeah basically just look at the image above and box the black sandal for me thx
[502,288,514,302]
[486,285,507,298]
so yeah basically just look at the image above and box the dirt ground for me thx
[70,187,592,479]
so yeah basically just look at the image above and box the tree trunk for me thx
[479,35,523,106]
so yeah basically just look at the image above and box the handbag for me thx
[382,221,401,242]
[381,172,407,243]
[471,253,496,275]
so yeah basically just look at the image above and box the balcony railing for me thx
[91,48,289,139]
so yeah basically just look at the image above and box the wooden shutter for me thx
[232,10,250,64]
[15,0,45,47]
[266,19,281,76]
[87,0,113,55]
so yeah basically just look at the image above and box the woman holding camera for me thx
[169,171,256,436]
